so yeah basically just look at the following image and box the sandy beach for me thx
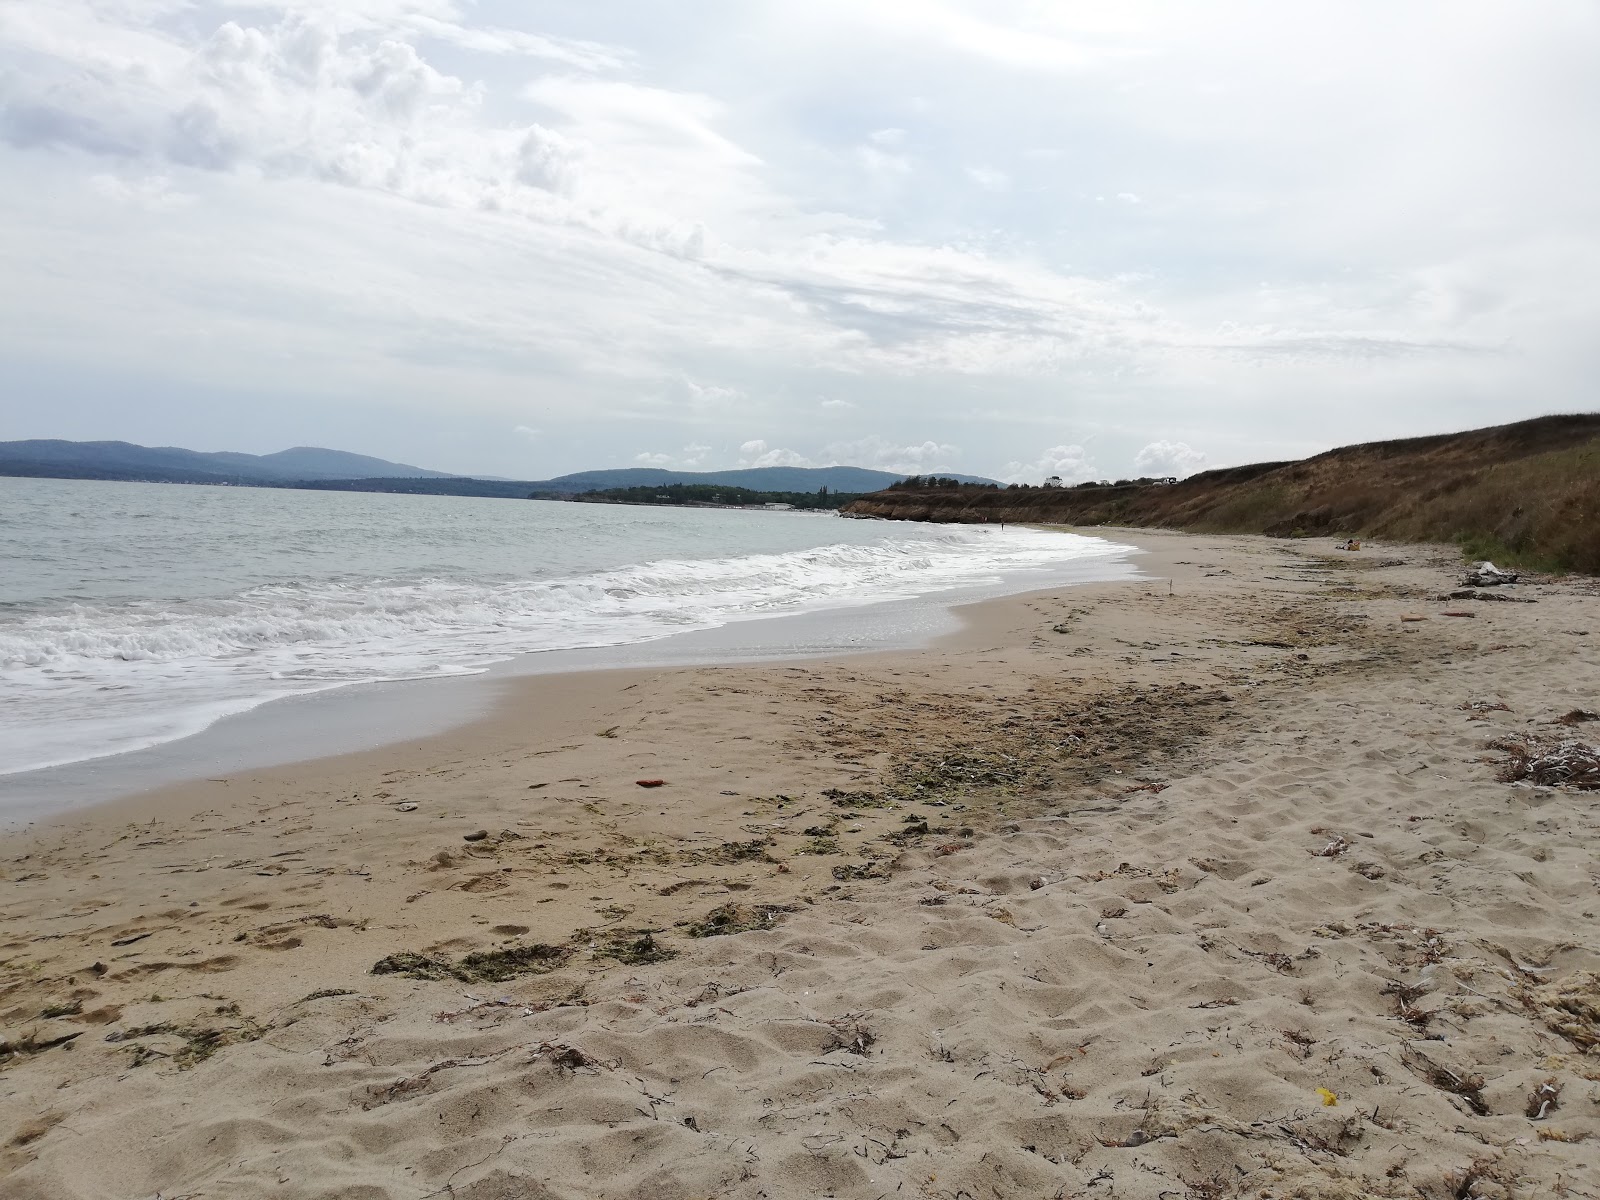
[2,528,1598,1199]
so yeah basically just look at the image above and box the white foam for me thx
[0,526,1128,775]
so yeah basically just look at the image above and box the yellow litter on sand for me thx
[1317,1088,1339,1107]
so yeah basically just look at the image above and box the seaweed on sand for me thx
[684,903,795,938]
[372,943,571,984]
[1489,735,1600,788]
[592,929,678,965]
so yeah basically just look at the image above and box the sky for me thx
[1,1,1597,483]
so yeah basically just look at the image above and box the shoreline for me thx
[3,529,1598,1199]
[0,531,1141,824]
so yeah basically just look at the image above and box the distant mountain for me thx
[0,440,1000,497]
[525,466,998,493]
[0,440,452,483]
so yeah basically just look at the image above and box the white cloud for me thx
[737,439,813,468]
[513,425,541,439]
[966,166,1010,192]
[1133,440,1207,478]
[1001,445,1099,486]
[820,397,854,410]
[856,143,911,177]
[634,442,713,469]
[822,436,959,476]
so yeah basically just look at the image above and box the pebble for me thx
[463,830,489,842]
[395,803,419,812]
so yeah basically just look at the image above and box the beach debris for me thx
[832,861,887,881]
[1382,980,1435,1032]
[463,830,489,842]
[1461,699,1512,719]
[1526,1078,1561,1120]
[1400,614,1429,622]
[1463,561,1519,587]
[1310,834,1351,858]
[1440,610,1476,618]
[1521,971,1600,1051]
[371,942,571,983]
[594,929,677,964]
[1488,735,1600,789]
[1443,589,1537,603]
[394,802,418,812]
[684,903,794,937]
[1557,708,1600,725]
[364,1050,512,1107]
[823,1014,876,1055]
[1097,1128,1153,1148]
[531,1036,604,1075]
[105,1018,262,1069]
[462,943,573,979]
[1316,1087,1338,1107]
[635,778,666,788]
[1400,1047,1488,1115]
[1,1029,84,1058]
[296,988,357,1003]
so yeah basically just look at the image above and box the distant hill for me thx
[0,440,452,483]
[525,466,998,493]
[0,444,999,495]
[844,413,1600,573]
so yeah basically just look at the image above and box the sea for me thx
[0,478,1138,803]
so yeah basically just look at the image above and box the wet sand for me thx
[2,530,1597,1199]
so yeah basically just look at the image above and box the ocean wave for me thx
[0,526,1127,775]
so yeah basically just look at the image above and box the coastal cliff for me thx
[845,413,1600,572]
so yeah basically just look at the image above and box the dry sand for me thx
[2,530,1598,1199]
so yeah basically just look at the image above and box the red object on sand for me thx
[635,779,667,788]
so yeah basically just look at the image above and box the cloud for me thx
[856,143,911,178]
[1133,440,1207,478]
[821,436,959,476]
[737,439,813,468]
[513,425,542,439]
[966,166,1010,192]
[634,442,713,468]
[1001,445,1099,486]
[820,397,854,410]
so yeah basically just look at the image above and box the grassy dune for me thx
[845,413,1600,573]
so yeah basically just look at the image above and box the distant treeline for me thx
[559,483,863,510]
[883,475,1178,491]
